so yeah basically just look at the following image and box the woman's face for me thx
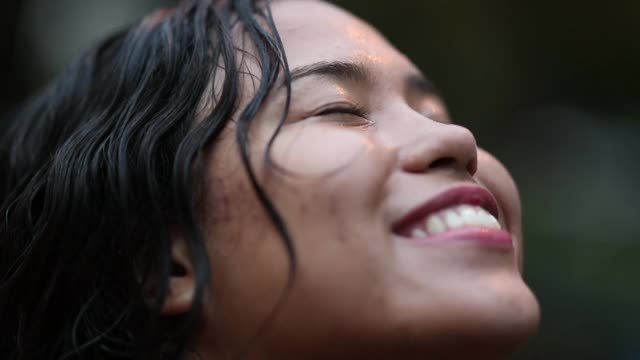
[195,1,540,358]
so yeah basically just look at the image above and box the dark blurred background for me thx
[1,0,639,358]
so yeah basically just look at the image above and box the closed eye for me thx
[316,103,368,117]
[314,102,374,129]
[418,97,452,124]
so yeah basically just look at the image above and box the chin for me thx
[381,274,540,360]
[431,277,541,359]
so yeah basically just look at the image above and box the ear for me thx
[161,235,196,316]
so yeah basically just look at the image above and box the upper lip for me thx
[392,184,500,234]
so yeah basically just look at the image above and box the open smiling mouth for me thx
[392,184,513,247]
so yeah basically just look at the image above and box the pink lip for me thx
[409,227,513,247]
[392,184,512,247]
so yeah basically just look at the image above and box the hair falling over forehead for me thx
[0,0,295,359]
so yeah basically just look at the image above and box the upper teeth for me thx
[409,204,501,238]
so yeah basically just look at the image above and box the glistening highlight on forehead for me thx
[290,60,440,98]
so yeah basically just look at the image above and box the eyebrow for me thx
[289,61,375,86]
[289,60,441,98]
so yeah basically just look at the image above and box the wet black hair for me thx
[0,0,295,359]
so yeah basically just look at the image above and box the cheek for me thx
[475,150,521,229]
[199,140,294,345]
[475,149,524,267]
[197,126,399,345]
[264,124,398,211]
[268,124,372,176]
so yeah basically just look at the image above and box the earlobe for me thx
[161,236,196,316]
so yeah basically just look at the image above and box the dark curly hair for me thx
[0,0,295,358]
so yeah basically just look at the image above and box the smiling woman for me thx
[0,1,540,359]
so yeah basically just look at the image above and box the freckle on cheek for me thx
[217,195,233,223]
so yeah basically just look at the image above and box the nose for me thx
[399,122,478,176]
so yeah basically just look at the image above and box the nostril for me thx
[428,157,457,170]
[466,158,478,176]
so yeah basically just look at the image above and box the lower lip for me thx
[400,226,514,248]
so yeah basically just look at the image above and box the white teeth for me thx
[426,215,447,234]
[406,204,501,238]
[476,208,500,228]
[458,205,480,225]
[411,228,427,238]
[443,209,464,229]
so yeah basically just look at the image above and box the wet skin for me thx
[167,1,541,359]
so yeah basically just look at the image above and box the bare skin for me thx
[163,1,540,359]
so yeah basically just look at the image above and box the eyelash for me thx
[316,103,369,117]
[314,103,373,128]
[310,102,449,127]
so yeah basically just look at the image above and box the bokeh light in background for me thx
[2,0,639,358]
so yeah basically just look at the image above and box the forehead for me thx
[270,0,412,72]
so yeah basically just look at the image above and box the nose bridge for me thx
[394,118,478,175]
